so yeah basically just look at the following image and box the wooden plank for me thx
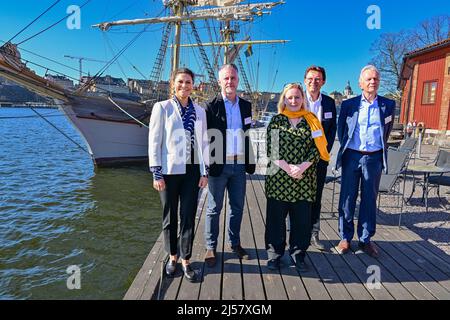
[320,220,394,300]
[248,175,289,300]
[407,242,450,276]
[318,228,374,300]
[415,240,450,266]
[306,245,353,300]
[222,190,244,300]
[378,241,450,299]
[254,174,331,300]
[199,192,226,300]
[241,191,266,300]
[376,221,450,293]
[177,189,208,300]
[124,233,164,300]
[367,239,436,299]
[325,219,416,300]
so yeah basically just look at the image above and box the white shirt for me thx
[306,91,323,122]
[223,94,244,156]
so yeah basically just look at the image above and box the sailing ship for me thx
[0,0,287,166]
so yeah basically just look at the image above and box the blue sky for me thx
[1,0,449,94]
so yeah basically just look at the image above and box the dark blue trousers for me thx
[338,149,383,244]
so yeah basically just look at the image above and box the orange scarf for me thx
[281,109,330,162]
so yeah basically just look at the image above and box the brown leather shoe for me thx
[335,240,350,254]
[231,245,249,260]
[204,249,216,268]
[358,242,379,258]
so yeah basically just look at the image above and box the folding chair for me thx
[377,149,409,228]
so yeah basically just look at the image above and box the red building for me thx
[398,38,450,133]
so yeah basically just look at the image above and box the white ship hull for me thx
[61,104,149,166]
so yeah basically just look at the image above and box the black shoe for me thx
[293,255,308,273]
[267,258,280,271]
[182,264,197,282]
[165,259,177,276]
[311,234,325,251]
[231,245,249,260]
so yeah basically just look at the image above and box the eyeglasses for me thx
[305,77,323,83]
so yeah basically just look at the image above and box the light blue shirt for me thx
[347,95,383,152]
[223,94,244,156]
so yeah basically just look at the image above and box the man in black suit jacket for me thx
[304,66,337,251]
[203,64,255,267]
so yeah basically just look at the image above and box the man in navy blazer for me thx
[335,65,395,258]
[303,66,337,251]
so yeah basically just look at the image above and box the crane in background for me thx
[63,55,108,83]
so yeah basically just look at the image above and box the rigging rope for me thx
[107,96,149,128]
[29,107,90,154]
[17,0,92,45]
[7,0,61,44]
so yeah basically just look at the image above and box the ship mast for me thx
[93,1,286,78]
[171,2,184,72]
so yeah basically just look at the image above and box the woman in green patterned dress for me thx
[265,83,329,272]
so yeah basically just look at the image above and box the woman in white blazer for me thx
[148,68,208,283]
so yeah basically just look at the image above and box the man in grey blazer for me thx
[335,65,395,258]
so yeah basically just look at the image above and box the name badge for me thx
[244,117,252,125]
[385,115,392,124]
[324,112,333,119]
[311,130,323,138]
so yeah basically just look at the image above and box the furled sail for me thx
[194,0,244,6]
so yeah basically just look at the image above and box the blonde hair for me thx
[277,83,306,113]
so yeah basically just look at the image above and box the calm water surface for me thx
[0,107,161,299]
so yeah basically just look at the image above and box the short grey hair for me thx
[359,65,380,81]
[219,63,239,74]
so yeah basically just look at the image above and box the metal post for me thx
[417,131,422,159]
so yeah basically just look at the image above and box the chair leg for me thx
[331,179,336,217]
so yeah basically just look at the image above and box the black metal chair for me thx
[377,149,409,228]
[325,168,341,217]
[390,137,417,166]
[427,149,450,203]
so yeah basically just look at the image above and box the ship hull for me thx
[61,94,151,167]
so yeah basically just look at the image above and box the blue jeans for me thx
[205,163,246,249]
[338,149,383,243]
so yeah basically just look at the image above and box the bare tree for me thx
[370,15,450,101]
[411,15,450,47]
[370,30,414,100]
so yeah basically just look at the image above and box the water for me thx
[0,107,162,299]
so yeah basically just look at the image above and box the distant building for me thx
[343,80,356,99]
[45,74,74,90]
[128,79,152,97]
[81,75,129,94]
[398,38,450,133]
[329,90,343,106]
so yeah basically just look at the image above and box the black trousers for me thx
[311,159,328,235]
[265,197,311,261]
[160,164,200,260]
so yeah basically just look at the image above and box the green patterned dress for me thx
[265,114,320,202]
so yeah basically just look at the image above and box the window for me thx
[422,81,438,104]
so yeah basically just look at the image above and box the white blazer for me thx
[148,98,209,176]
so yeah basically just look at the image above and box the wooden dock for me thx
[124,167,450,300]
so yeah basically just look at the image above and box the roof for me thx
[404,37,450,59]
[398,37,450,89]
